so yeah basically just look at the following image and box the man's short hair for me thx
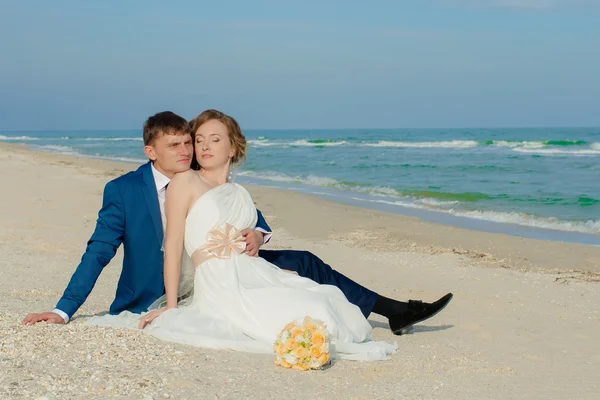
[143,111,191,145]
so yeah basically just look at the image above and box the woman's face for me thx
[194,119,235,170]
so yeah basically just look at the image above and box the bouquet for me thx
[273,316,331,371]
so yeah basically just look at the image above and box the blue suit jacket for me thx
[56,162,272,319]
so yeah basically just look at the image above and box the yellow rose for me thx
[310,346,322,359]
[280,360,292,368]
[317,353,330,365]
[284,323,295,331]
[292,346,309,359]
[305,322,317,331]
[310,332,326,347]
[285,339,297,351]
[292,363,309,371]
[291,328,305,338]
[275,344,286,355]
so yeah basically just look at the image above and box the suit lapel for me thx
[141,162,164,246]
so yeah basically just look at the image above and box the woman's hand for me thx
[138,307,168,329]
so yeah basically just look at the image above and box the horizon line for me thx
[1,125,600,133]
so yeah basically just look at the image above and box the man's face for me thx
[144,132,193,178]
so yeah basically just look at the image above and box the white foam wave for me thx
[28,144,145,164]
[358,197,459,209]
[0,135,42,141]
[82,137,141,141]
[451,210,600,234]
[89,154,146,163]
[418,198,460,207]
[31,144,79,155]
[0,135,141,142]
[364,140,479,148]
[491,141,522,148]
[492,141,545,149]
[513,148,600,156]
[237,171,459,203]
[247,140,278,147]
[363,198,599,234]
[290,140,348,147]
[237,171,339,186]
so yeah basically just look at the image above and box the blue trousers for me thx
[259,249,377,318]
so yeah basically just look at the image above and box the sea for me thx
[2,127,599,245]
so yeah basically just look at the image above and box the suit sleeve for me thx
[55,181,125,318]
[255,208,273,243]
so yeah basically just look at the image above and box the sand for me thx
[1,142,599,399]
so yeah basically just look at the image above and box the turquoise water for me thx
[2,127,599,241]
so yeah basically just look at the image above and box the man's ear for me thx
[144,145,157,161]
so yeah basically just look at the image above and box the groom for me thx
[23,111,452,335]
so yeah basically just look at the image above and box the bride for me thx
[87,109,397,361]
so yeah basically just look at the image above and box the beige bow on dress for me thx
[191,223,247,266]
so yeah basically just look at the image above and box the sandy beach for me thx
[1,142,599,399]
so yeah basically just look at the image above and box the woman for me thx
[89,109,397,361]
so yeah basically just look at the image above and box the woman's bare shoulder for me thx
[171,169,198,182]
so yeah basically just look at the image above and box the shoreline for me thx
[238,175,600,246]
[2,141,599,274]
[3,140,599,242]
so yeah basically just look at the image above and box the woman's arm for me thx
[163,172,194,309]
[139,171,195,329]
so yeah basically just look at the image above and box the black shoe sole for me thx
[392,293,454,335]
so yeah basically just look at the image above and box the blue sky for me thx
[0,0,599,130]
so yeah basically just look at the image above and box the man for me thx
[23,111,452,335]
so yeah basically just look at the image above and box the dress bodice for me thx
[184,183,258,258]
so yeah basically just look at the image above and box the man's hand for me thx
[241,229,264,257]
[22,312,66,326]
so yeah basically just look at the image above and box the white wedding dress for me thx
[86,183,397,361]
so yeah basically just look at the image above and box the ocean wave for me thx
[290,140,348,147]
[0,135,43,141]
[451,210,600,234]
[237,171,477,204]
[491,140,545,148]
[81,137,142,141]
[5,134,599,154]
[237,170,598,234]
[512,148,600,156]
[31,144,80,155]
[362,198,600,234]
[237,170,599,207]
[364,140,479,148]
[247,139,279,147]
[0,135,141,142]
[28,144,144,164]
[489,140,588,148]
[89,154,146,163]
[236,171,340,186]
[241,138,600,153]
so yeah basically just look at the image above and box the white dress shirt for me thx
[54,164,271,322]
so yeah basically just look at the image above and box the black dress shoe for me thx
[389,293,453,335]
